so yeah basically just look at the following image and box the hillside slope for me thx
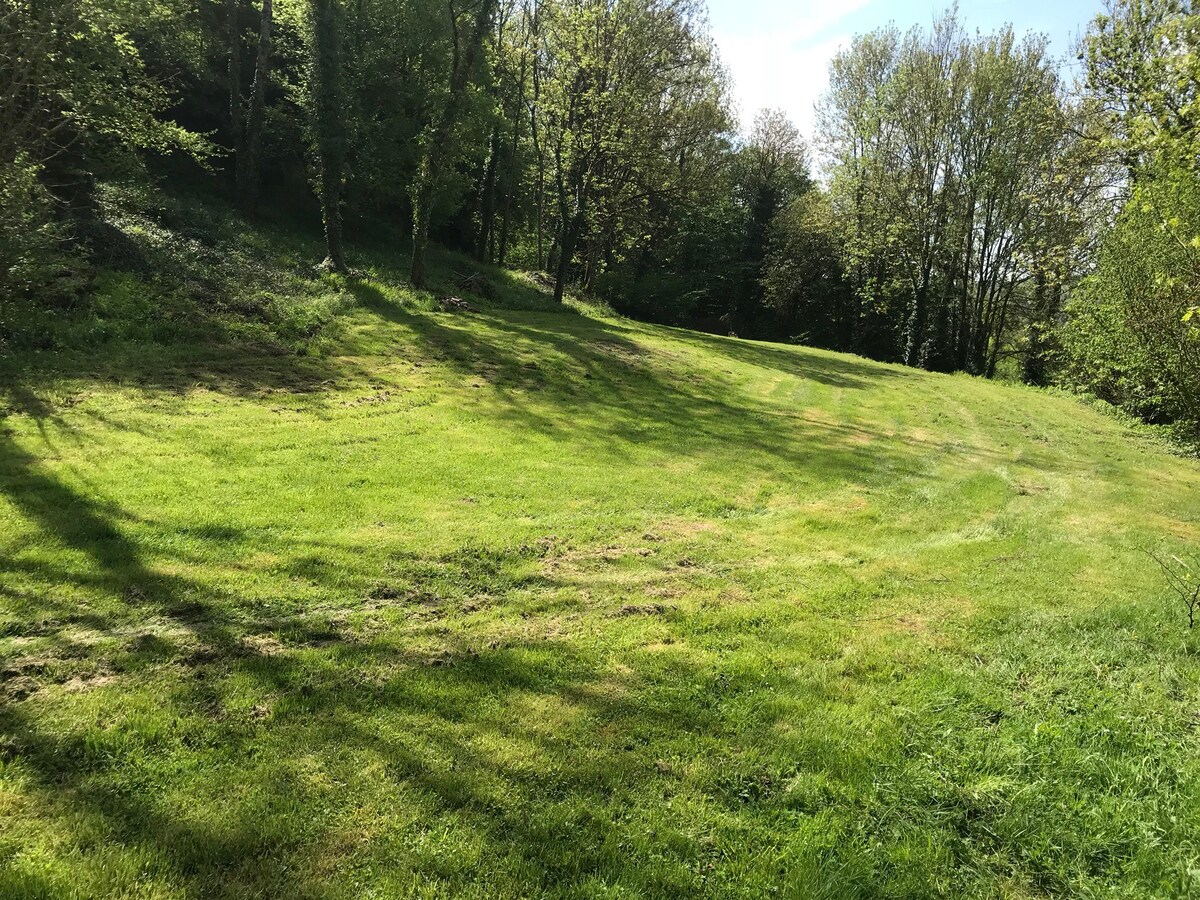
[1,259,1199,898]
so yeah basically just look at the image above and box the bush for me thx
[0,157,67,302]
[1060,166,1200,429]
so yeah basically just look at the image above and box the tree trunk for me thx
[475,123,500,261]
[985,296,1010,379]
[554,209,584,303]
[955,217,974,370]
[410,175,433,288]
[528,9,545,272]
[535,156,546,271]
[583,229,601,293]
[904,270,931,367]
[228,0,243,162]
[237,0,273,213]
[497,195,511,266]
[40,128,98,231]
[1022,270,1050,385]
[322,156,346,271]
[410,0,496,288]
[310,0,346,272]
[409,153,436,287]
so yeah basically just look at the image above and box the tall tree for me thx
[820,11,1075,373]
[733,109,810,333]
[534,0,728,303]
[228,0,243,172]
[236,0,274,212]
[819,27,905,359]
[410,0,497,288]
[1,0,207,303]
[308,0,348,271]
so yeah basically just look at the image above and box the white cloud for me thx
[710,1,869,139]
[718,33,852,140]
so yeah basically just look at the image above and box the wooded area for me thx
[1,0,1198,431]
[5,3,1200,896]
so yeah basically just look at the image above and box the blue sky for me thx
[706,0,1105,138]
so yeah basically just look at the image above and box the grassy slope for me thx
[1,219,1199,898]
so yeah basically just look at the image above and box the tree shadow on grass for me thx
[0,435,325,895]
[0,417,892,895]
[0,285,993,897]
[343,282,952,483]
[1,610,836,896]
[668,327,914,390]
[0,426,883,896]
[0,321,906,894]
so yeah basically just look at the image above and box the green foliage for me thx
[820,12,1083,375]
[521,0,733,301]
[1061,164,1200,425]
[1,0,1195,434]
[600,188,750,329]
[0,157,63,315]
[0,0,209,311]
[305,0,349,270]
[1059,0,1200,431]
[762,191,862,351]
[0,0,211,161]
[1085,0,1200,167]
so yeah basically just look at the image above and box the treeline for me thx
[1,0,1198,431]
[779,0,1199,428]
[802,20,1107,378]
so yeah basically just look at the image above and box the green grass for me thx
[1,208,1200,898]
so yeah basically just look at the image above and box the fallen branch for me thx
[437,295,475,312]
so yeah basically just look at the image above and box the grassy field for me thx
[1,226,1199,897]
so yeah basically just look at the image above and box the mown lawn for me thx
[1,270,1199,898]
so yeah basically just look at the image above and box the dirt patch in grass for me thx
[653,518,719,538]
[366,582,444,608]
[62,673,121,693]
[1,675,41,701]
[544,545,656,569]
[244,633,288,655]
[612,603,669,617]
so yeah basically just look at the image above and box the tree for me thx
[820,11,1078,373]
[307,0,349,272]
[732,109,810,334]
[410,0,498,288]
[0,0,207,307]
[533,0,729,303]
[1061,162,1200,424]
[762,190,853,347]
[1060,0,1200,428]
[232,0,274,213]
[819,27,906,360]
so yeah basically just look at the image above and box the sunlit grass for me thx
[1,229,1198,897]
